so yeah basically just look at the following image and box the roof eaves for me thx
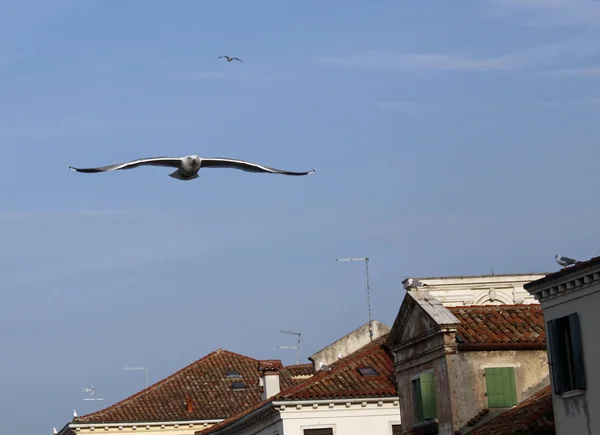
[524,256,600,291]
[77,348,259,422]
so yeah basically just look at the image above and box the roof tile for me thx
[75,349,311,424]
[469,385,554,434]
[448,304,545,344]
[200,334,397,435]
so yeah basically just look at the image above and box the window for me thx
[484,367,517,408]
[412,372,437,422]
[547,313,586,394]
[226,370,242,378]
[231,381,247,390]
[303,429,333,435]
[391,424,402,435]
[358,367,378,376]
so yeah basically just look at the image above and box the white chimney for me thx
[259,360,282,400]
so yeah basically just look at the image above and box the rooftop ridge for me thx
[78,348,259,421]
[278,333,391,399]
[200,333,394,435]
[408,272,551,281]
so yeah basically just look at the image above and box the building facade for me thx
[524,256,600,435]
[387,289,549,434]
[403,273,548,307]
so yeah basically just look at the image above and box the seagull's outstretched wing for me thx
[200,158,315,176]
[69,157,182,173]
[232,57,243,62]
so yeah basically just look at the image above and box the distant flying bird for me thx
[407,278,428,288]
[555,254,578,269]
[219,55,242,63]
[69,155,316,181]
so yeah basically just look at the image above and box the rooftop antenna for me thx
[123,366,149,389]
[278,330,301,365]
[336,257,373,341]
[82,384,104,401]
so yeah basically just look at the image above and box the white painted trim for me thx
[542,285,600,308]
[274,397,399,407]
[479,363,522,369]
[68,419,222,429]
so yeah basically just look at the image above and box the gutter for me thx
[273,396,398,407]
[65,418,222,431]
[458,342,546,351]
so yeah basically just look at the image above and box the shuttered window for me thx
[547,313,586,394]
[484,367,517,408]
[413,372,437,422]
[391,424,402,435]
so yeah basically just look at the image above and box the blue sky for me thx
[1,0,600,432]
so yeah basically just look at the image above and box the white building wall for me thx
[537,285,600,435]
[280,401,401,435]
[405,274,546,307]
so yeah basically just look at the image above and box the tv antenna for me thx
[123,366,149,389]
[278,330,301,365]
[336,257,373,341]
[82,384,104,401]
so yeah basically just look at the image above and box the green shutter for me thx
[568,313,586,390]
[546,319,562,394]
[413,378,423,422]
[485,367,517,408]
[420,373,437,419]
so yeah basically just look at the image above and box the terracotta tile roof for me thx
[199,334,397,435]
[448,304,545,344]
[281,363,314,377]
[469,385,554,434]
[258,359,284,372]
[525,256,600,289]
[75,349,303,424]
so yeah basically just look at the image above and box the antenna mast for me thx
[278,330,301,365]
[336,257,373,341]
[82,385,104,401]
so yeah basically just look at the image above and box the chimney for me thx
[258,360,283,400]
[186,396,193,413]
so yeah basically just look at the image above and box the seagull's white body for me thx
[69,154,315,181]
[407,278,428,288]
[555,254,577,268]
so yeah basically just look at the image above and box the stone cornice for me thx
[525,265,600,304]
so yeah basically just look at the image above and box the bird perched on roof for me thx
[219,55,242,63]
[555,254,578,269]
[407,278,428,288]
[73,410,77,418]
[53,428,58,435]
[69,155,316,181]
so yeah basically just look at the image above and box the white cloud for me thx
[317,33,600,73]
[485,0,600,28]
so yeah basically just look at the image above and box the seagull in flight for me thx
[555,254,578,269]
[69,155,316,181]
[219,55,242,63]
